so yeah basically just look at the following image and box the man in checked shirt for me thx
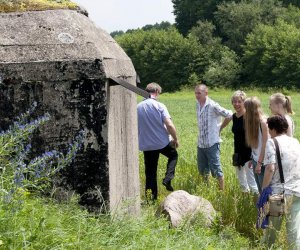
[195,83,232,190]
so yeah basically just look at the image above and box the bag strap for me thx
[273,138,285,184]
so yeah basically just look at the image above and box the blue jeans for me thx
[252,159,265,194]
[197,143,223,178]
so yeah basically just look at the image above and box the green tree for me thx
[281,0,300,7]
[172,0,226,36]
[203,48,241,88]
[124,21,173,35]
[141,21,173,31]
[215,0,284,54]
[188,20,221,45]
[281,5,300,28]
[188,21,241,87]
[116,24,241,90]
[115,28,203,91]
[242,20,300,88]
[110,30,124,38]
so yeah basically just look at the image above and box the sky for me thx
[72,0,175,33]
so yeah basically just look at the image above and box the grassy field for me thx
[139,88,300,247]
[2,88,300,249]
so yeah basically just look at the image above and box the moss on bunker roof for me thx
[0,0,78,13]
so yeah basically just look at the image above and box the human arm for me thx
[286,116,294,137]
[164,117,179,148]
[255,120,269,174]
[262,164,275,189]
[212,102,233,119]
[220,116,232,133]
[262,139,276,189]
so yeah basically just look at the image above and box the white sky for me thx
[72,0,175,33]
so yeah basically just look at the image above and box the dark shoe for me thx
[162,181,174,191]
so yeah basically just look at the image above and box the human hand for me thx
[170,139,179,148]
[255,162,262,174]
[247,161,253,169]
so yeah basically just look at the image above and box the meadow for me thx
[1,88,300,249]
[138,88,300,248]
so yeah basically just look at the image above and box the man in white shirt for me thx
[195,83,232,190]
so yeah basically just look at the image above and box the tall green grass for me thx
[2,89,299,248]
[139,88,300,245]
[0,194,251,249]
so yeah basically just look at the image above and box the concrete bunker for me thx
[0,9,140,214]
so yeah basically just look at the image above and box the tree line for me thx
[112,0,300,91]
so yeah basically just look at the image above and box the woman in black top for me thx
[222,91,258,193]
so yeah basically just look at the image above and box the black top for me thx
[232,113,252,166]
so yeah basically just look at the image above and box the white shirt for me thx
[251,125,263,161]
[196,97,232,148]
[264,134,300,196]
[285,114,295,136]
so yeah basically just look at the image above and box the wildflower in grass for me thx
[15,101,37,125]
[0,102,85,205]
[57,130,85,172]
[13,130,84,192]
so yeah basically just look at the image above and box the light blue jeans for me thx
[252,159,265,194]
[197,143,223,178]
[263,195,300,249]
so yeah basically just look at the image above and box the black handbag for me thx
[232,153,241,166]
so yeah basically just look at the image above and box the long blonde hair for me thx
[270,92,294,115]
[244,97,264,148]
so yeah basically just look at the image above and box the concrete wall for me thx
[0,9,140,214]
[108,83,140,214]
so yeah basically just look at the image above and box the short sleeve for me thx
[212,101,232,118]
[159,103,171,121]
[264,139,276,165]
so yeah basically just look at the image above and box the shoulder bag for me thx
[268,137,287,217]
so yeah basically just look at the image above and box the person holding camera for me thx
[137,82,179,201]
[261,115,300,249]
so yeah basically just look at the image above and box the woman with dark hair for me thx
[261,115,300,248]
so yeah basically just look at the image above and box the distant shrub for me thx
[203,48,241,88]
[0,0,77,13]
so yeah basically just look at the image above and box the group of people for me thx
[137,82,300,248]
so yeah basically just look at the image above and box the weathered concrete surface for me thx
[0,9,140,214]
[156,190,216,227]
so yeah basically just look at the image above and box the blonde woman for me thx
[221,91,259,193]
[244,97,269,194]
[230,91,258,193]
[269,93,294,137]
